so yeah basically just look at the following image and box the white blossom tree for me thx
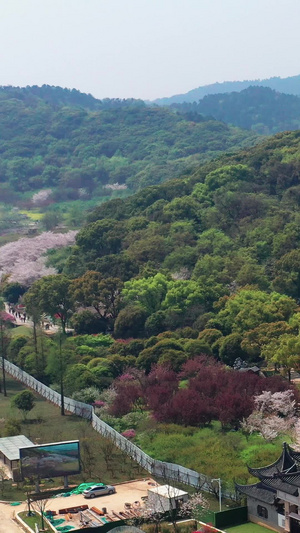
[178,492,209,520]
[31,189,52,205]
[242,390,297,441]
[292,419,300,451]
[104,183,127,190]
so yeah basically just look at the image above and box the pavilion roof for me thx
[248,442,296,478]
[271,472,300,489]
[237,443,300,501]
[289,447,300,465]
[235,482,276,504]
[258,475,299,496]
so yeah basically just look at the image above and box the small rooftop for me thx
[0,435,33,461]
[148,484,187,498]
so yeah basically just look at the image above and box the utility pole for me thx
[59,332,65,416]
[0,321,7,397]
[211,478,222,512]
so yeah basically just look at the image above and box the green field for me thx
[19,511,51,532]
[19,210,44,221]
[225,523,274,533]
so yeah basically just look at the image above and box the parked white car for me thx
[83,485,116,499]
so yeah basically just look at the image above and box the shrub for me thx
[4,418,21,436]
[121,429,136,439]
[71,310,107,335]
[72,386,101,404]
[114,305,148,339]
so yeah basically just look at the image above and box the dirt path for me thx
[0,503,23,533]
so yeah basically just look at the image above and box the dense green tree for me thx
[71,310,107,334]
[145,311,167,336]
[241,321,294,360]
[210,289,297,335]
[2,282,26,304]
[161,279,204,313]
[11,390,35,420]
[25,275,73,333]
[272,249,300,298]
[7,335,29,363]
[76,219,126,257]
[183,339,212,357]
[94,254,139,281]
[262,334,300,380]
[114,305,148,339]
[64,364,99,394]
[158,349,187,371]
[72,271,123,320]
[42,211,62,230]
[217,333,245,366]
[198,328,223,346]
[122,273,170,315]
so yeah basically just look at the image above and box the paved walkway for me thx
[5,303,60,334]
[0,502,23,532]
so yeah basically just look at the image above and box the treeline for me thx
[170,86,300,134]
[5,319,297,431]
[0,84,144,110]
[0,85,257,201]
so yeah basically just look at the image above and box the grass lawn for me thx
[10,325,32,338]
[0,375,147,501]
[19,210,44,220]
[19,511,51,532]
[225,523,274,532]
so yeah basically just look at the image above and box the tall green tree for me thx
[12,390,35,420]
[72,271,123,320]
[26,275,73,333]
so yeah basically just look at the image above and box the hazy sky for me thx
[1,0,300,100]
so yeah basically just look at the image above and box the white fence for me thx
[4,360,222,494]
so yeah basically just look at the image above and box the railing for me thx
[4,360,225,495]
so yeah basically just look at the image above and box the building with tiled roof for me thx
[236,443,300,532]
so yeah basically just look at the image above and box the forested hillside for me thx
[153,73,300,105]
[0,85,257,202]
[26,129,300,378]
[171,86,300,134]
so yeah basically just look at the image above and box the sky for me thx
[1,0,300,100]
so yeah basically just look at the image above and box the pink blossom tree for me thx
[0,231,77,286]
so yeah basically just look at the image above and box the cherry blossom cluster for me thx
[103,183,127,190]
[31,189,53,205]
[178,492,209,517]
[242,389,297,441]
[0,231,77,286]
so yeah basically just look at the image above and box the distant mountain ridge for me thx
[0,84,144,110]
[170,86,300,135]
[0,85,258,200]
[153,74,300,105]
